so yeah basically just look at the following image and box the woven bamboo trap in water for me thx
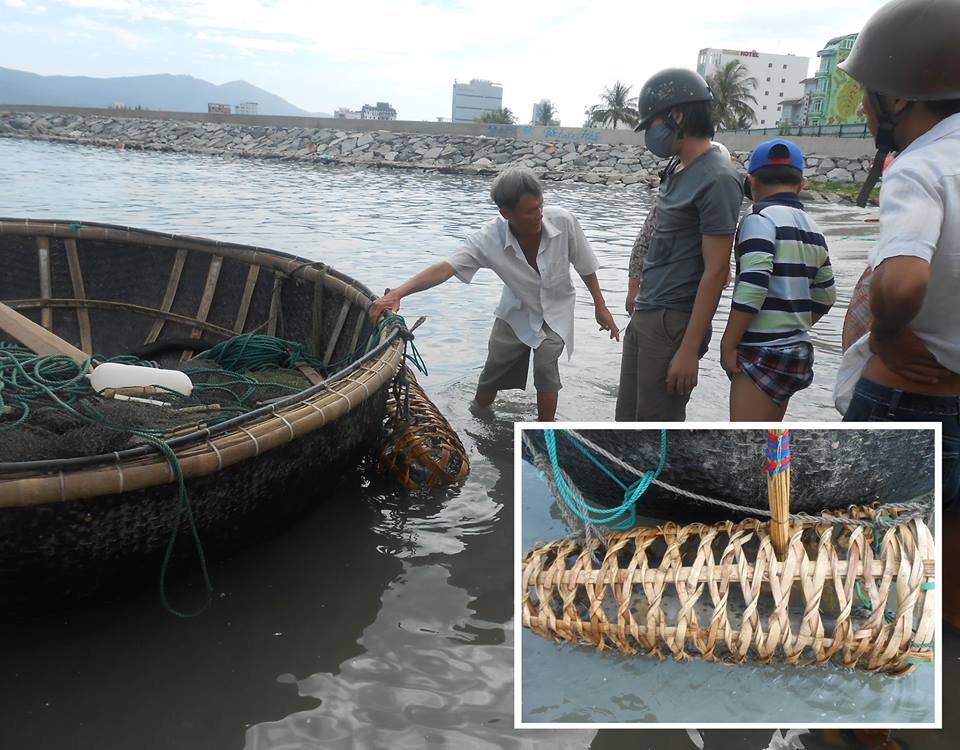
[380,366,469,490]
[522,506,935,675]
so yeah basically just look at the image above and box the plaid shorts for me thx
[736,343,814,406]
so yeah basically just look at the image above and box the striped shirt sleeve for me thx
[810,255,837,314]
[732,212,776,314]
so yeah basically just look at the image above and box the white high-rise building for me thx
[235,102,258,115]
[451,79,503,123]
[697,48,809,128]
[531,99,558,126]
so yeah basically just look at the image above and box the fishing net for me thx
[0,338,326,462]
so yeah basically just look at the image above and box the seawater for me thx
[0,138,950,750]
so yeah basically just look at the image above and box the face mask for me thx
[644,124,675,158]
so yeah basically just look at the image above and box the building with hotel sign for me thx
[697,48,809,128]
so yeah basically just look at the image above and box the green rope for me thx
[544,429,667,530]
[148,433,213,618]
[854,580,895,625]
[198,334,324,373]
[198,313,426,378]
[561,430,630,491]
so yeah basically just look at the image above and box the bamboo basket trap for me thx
[381,366,469,490]
[521,431,937,676]
[522,508,936,676]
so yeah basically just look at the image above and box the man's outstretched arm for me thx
[368,261,457,323]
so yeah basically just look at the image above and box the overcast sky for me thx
[1,0,887,123]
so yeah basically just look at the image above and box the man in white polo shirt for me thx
[834,0,960,630]
[368,168,619,421]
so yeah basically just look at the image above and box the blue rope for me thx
[544,429,667,530]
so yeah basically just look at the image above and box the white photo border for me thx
[514,420,942,731]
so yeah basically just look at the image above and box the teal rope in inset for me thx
[544,429,667,531]
[561,430,629,490]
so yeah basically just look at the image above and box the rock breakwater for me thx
[0,111,875,203]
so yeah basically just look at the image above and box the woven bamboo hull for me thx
[523,429,934,521]
[0,394,385,614]
[0,218,404,614]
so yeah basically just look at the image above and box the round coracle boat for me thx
[0,218,408,614]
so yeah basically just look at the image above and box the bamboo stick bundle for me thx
[766,429,791,561]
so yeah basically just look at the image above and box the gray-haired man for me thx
[368,168,619,421]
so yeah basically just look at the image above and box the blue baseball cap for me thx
[747,139,804,174]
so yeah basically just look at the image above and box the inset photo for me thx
[516,424,941,728]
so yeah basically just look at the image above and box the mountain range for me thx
[0,67,330,117]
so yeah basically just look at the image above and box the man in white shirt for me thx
[833,0,960,630]
[368,168,619,421]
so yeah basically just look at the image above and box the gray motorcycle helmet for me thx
[635,68,713,132]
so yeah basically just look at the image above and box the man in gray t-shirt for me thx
[616,68,743,421]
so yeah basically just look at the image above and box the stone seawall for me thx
[0,111,875,204]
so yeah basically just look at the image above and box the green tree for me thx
[477,107,517,124]
[533,99,559,126]
[705,60,759,130]
[586,81,639,129]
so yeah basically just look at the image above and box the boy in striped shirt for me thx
[720,139,836,420]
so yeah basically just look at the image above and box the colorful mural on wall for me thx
[823,47,866,126]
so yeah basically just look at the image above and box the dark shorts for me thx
[843,377,960,511]
[735,343,814,406]
[476,318,564,393]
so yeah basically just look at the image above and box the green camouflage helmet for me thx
[635,68,713,132]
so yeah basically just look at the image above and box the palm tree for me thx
[706,60,759,130]
[477,107,517,124]
[533,99,559,126]
[586,81,639,129]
